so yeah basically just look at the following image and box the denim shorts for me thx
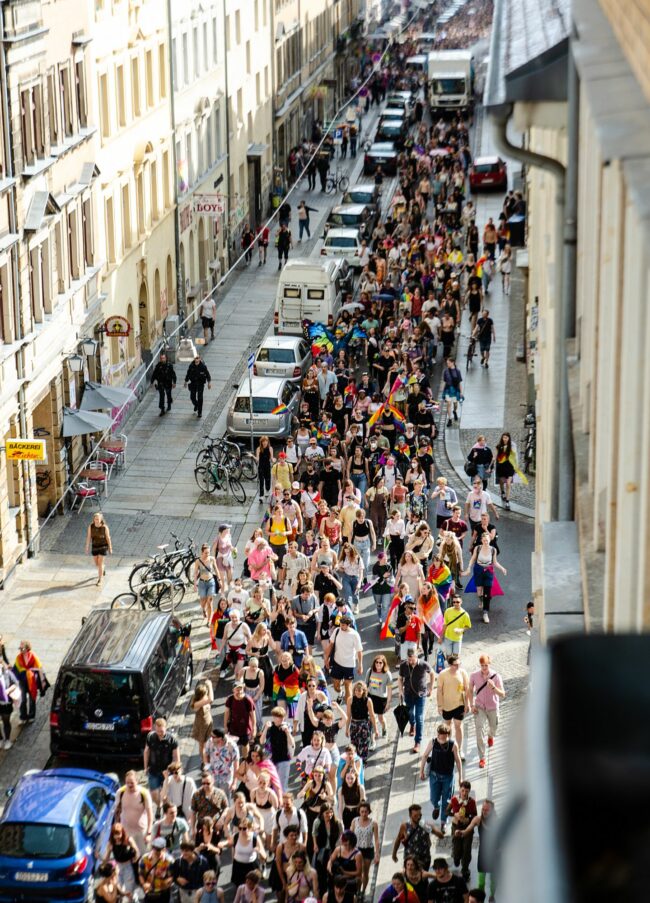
[197,578,216,598]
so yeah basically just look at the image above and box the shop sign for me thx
[104,315,131,337]
[6,439,47,462]
[194,194,225,217]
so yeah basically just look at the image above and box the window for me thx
[151,160,159,221]
[256,73,260,105]
[82,198,94,267]
[85,788,108,822]
[215,105,222,158]
[116,65,126,127]
[75,59,88,128]
[206,111,213,165]
[185,133,193,186]
[121,183,131,250]
[131,56,141,118]
[255,0,259,30]
[158,43,167,98]
[225,15,230,52]
[0,262,12,342]
[203,22,208,71]
[136,171,145,234]
[263,0,267,26]
[48,69,60,146]
[105,196,116,263]
[237,88,243,123]
[20,86,45,166]
[182,33,189,84]
[59,65,74,137]
[246,40,251,74]
[29,246,44,323]
[193,26,199,77]
[79,803,97,838]
[55,221,66,292]
[145,49,154,108]
[68,208,80,279]
[162,150,171,208]
[235,10,241,44]
[171,38,177,90]
[264,65,269,97]
[212,17,218,64]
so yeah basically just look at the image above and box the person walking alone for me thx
[199,295,217,343]
[85,512,112,586]
[297,201,318,242]
[277,224,292,270]
[184,355,212,419]
[468,654,505,769]
[151,352,177,416]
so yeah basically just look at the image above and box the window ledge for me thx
[22,157,56,179]
[3,25,49,46]
[7,506,21,519]
[0,176,16,195]
[50,128,97,160]
[0,232,19,254]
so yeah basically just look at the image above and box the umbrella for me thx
[80,381,134,412]
[372,293,396,303]
[393,701,411,736]
[61,407,114,438]
[430,147,450,157]
[340,302,364,313]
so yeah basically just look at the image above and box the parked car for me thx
[320,227,364,269]
[324,203,377,240]
[342,182,381,210]
[375,114,409,149]
[274,258,352,335]
[50,610,193,761]
[363,141,399,176]
[0,767,118,903]
[227,376,300,439]
[254,336,312,381]
[469,155,508,191]
[384,93,414,122]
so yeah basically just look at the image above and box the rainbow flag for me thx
[271,403,288,415]
[418,589,444,638]
[380,594,403,640]
[13,650,43,700]
[272,668,300,706]
[428,563,454,602]
[317,423,336,439]
[367,404,384,429]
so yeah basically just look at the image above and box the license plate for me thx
[85,721,115,731]
[483,177,493,183]
[15,872,49,882]
[376,157,386,163]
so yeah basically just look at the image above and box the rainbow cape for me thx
[368,374,407,429]
[271,403,288,415]
[317,423,336,439]
[272,668,300,704]
[379,593,404,640]
[464,573,504,596]
[428,563,454,601]
[13,651,42,700]
[417,590,444,638]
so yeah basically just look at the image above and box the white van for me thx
[273,257,352,335]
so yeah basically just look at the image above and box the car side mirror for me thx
[6,788,13,799]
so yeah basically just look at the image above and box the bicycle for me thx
[465,335,477,370]
[196,435,258,482]
[36,469,52,489]
[195,460,247,503]
[111,576,185,612]
[128,545,179,593]
[325,169,350,195]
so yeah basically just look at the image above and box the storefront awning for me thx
[61,407,114,437]
[80,381,134,411]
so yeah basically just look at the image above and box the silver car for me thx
[226,376,300,439]
[254,336,312,382]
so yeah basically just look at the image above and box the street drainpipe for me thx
[490,87,577,522]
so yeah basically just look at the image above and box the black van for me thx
[50,610,193,761]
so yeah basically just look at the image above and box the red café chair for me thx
[70,482,101,513]
[84,461,109,496]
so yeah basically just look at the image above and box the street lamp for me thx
[80,338,98,357]
[67,353,84,373]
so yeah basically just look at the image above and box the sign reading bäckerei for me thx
[5,439,47,461]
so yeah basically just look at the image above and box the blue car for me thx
[0,768,118,902]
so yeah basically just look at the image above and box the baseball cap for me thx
[233,680,245,689]
[278,451,286,459]
[404,594,413,602]
[218,522,231,531]
[152,837,167,850]
[292,481,300,489]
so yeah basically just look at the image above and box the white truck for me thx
[427,50,474,115]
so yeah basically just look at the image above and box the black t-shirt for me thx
[146,731,178,774]
[266,722,291,763]
[319,467,340,505]
[427,874,468,902]
[314,573,339,602]
[476,317,494,342]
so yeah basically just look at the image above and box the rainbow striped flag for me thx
[428,563,454,601]
[271,403,288,415]
[418,589,444,638]
[272,668,300,706]
[380,593,403,640]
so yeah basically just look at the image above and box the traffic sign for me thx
[247,353,255,371]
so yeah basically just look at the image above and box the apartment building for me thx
[91,0,175,388]
[170,0,229,314]
[0,0,100,577]
[224,0,273,255]
[486,0,650,635]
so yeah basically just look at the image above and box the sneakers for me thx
[479,758,486,768]
[488,737,494,748]
[432,807,440,819]
[447,418,452,427]
[505,500,511,510]
[453,409,458,421]
[482,612,490,623]
[409,725,415,737]
[3,740,12,750]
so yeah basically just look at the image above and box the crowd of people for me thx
[433,1,495,51]
[84,7,522,902]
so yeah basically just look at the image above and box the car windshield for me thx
[0,824,75,859]
[380,124,401,134]
[326,237,358,249]
[60,670,140,711]
[257,348,295,363]
[233,397,281,414]
[474,162,501,174]
[347,191,373,204]
[433,78,466,95]
[331,213,362,226]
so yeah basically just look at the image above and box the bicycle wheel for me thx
[156,580,185,612]
[195,447,215,468]
[209,463,229,494]
[224,453,243,481]
[228,476,247,504]
[325,178,336,195]
[338,174,349,192]
[195,465,216,493]
[240,453,258,482]
[129,562,154,593]
[111,592,140,610]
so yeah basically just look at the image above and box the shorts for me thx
[442,386,461,401]
[442,705,465,722]
[201,316,215,329]
[369,694,387,715]
[91,545,108,557]
[226,645,246,664]
[197,578,216,599]
[148,770,165,791]
[330,660,355,681]
[479,340,491,353]
[360,847,374,861]
[271,543,287,566]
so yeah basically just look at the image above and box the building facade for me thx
[0,0,101,578]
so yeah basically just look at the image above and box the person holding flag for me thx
[415,582,444,660]
[13,640,46,723]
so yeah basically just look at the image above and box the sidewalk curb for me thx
[444,424,535,519]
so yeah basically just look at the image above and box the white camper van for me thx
[273,257,352,335]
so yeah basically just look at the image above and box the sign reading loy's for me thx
[6,439,47,461]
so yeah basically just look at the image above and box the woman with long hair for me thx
[405,522,434,570]
[365,474,390,540]
[104,822,139,896]
[338,768,366,830]
[272,651,301,719]
[462,532,507,624]
[351,508,376,572]
[351,803,380,899]
[194,543,219,625]
[285,849,320,902]
[495,430,526,510]
[249,769,280,850]
[256,435,274,503]
[345,681,378,763]
[395,550,424,602]
[85,512,112,586]
[347,446,369,498]
[365,654,392,736]
[212,523,236,593]
[246,622,274,699]
[337,544,365,615]
[269,825,305,903]
[386,508,406,572]
[242,656,265,728]
[438,531,464,590]
[191,680,214,762]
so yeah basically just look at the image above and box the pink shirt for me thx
[470,669,504,712]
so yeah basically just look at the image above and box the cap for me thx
[218,523,231,531]
[292,481,300,489]
[152,837,167,850]
[404,594,414,602]
[278,451,286,459]
[233,680,245,689]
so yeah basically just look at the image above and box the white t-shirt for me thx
[200,298,217,319]
[296,744,332,776]
[466,489,492,522]
[331,626,363,667]
[227,587,250,611]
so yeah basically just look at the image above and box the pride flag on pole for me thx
[417,589,444,638]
